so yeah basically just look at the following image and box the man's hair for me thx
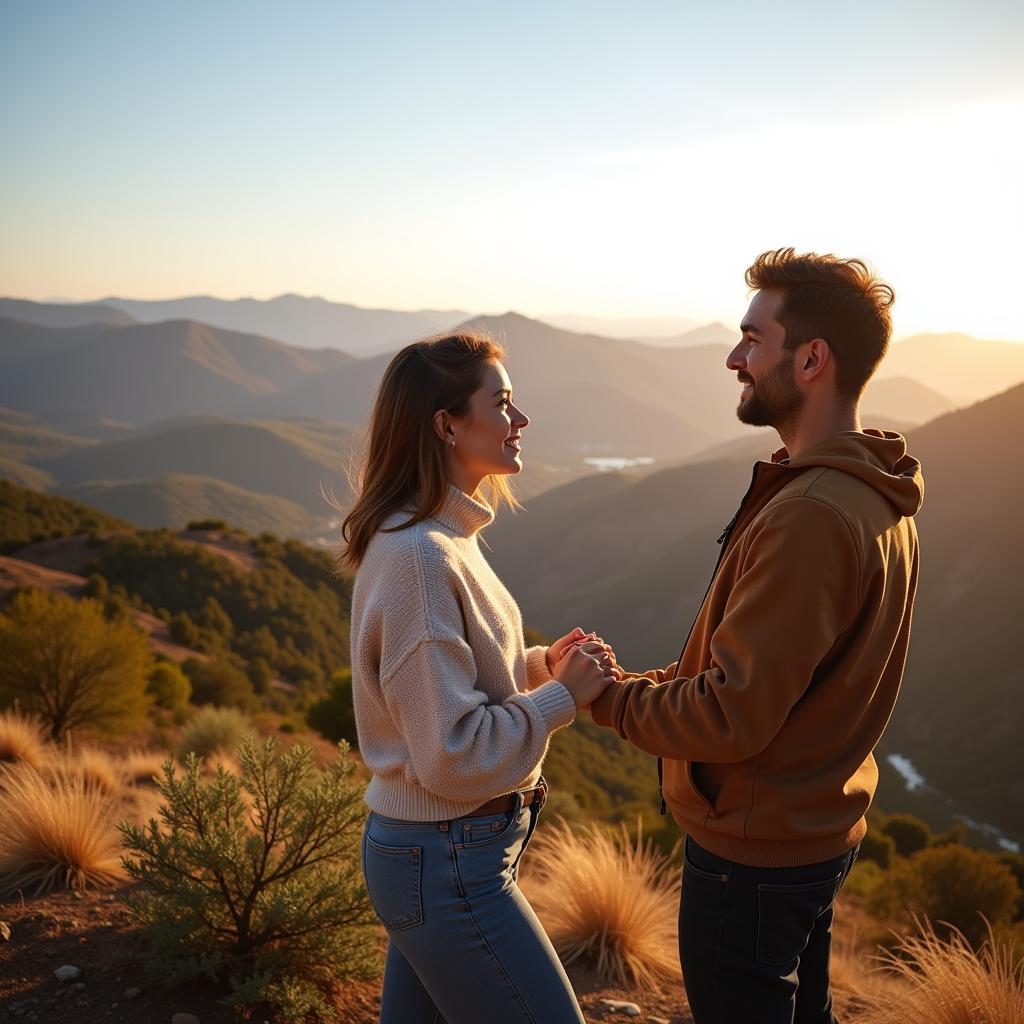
[745,248,895,399]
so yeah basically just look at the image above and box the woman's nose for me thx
[512,405,529,429]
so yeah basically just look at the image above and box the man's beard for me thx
[736,356,805,430]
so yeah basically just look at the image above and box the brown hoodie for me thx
[591,430,924,867]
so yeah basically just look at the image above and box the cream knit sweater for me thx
[350,484,577,821]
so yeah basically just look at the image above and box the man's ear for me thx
[799,338,831,383]
[432,409,452,444]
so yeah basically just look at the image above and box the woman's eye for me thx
[498,398,511,407]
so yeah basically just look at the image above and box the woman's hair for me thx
[339,330,517,572]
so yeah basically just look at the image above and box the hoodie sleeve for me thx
[591,496,862,762]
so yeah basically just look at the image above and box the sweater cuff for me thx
[525,679,576,732]
[525,645,552,690]
[589,681,623,728]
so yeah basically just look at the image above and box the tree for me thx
[119,737,380,1020]
[147,661,192,710]
[182,656,255,710]
[306,668,358,747]
[0,590,152,741]
[881,814,932,857]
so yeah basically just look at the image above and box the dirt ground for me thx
[1,884,876,1023]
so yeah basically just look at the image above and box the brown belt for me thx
[464,780,547,818]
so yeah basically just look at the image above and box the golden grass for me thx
[849,917,1024,1023]
[521,819,682,989]
[119,747,169,787]
[0,761,126,897]
[0,709,50,771]
[53,744,127,795]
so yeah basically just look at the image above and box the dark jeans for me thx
[678,835,859,1024]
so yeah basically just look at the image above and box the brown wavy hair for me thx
[745,248,895,399]
[339,331,517,572]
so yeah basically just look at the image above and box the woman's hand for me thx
[574,638,623,680]
[553,645,618,710]
[546,627,589,674]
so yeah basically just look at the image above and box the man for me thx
[591,248,923,1023]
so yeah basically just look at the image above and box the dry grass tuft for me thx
[120,747,169,787]
[853,917,1024,1023]
[0,709,50,771]
[54,744,127,795]
[0,760,127,897]
[521,818,682,989]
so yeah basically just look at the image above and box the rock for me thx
[172,1014,201,1024]
[72,982,86,992]
[124,987,142,1000]
[600,999,642,1017]
[0,921,10,941]
[54,965,81,983]
[648,1018,671,1024]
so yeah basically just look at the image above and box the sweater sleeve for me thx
[591,497,861,762]
[525,645,552,690]
[380,635,576,802]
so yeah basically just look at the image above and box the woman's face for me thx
[446,361,529,489]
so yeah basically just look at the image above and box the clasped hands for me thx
[545,626,622,710]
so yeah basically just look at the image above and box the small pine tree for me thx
[119,737,380,1020]
[0,590,152,741]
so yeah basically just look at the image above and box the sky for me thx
[2,1,1023,340]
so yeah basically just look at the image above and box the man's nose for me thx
[726,346,746,371]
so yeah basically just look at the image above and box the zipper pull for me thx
[716,510,740,545]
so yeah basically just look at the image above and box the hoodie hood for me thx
[771,429,924,517]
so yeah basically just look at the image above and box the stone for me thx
[172,1014,201,1024]
[599,999,642,1017]
[72,982,86,992]
[124,987,142,1000]
[54,965,81,983]
[0,921,11,941]
[647,1018,671,1024]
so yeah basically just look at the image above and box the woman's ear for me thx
[433,409,452,445]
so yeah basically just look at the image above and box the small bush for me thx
[858,828,897,870]
[306,668,358,747]
[183,657,254,710]
[881,814,932,857]
[0,709,49,770]
[843,858,885,902]
[178,706,251,760]
[147,661,192,710]
[119,737,380,1021]
[860,918,1024,1023]
[56,745,125,795]
[521,819,681,989]
[867,844,1022,948]
[186,519,227,531]
[0,761,126,896]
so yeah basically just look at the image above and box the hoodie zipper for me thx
[656,462,763,814]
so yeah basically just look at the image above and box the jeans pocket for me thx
[453,811,515,848]
[362,831,423,931]
[756,871,844,967]
[683,837,730,883]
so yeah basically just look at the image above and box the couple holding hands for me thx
[345,248,923,1024]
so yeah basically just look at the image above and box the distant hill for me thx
[861,375,956,425]
[61,473,317,539]
[488,388,1024,842]
[100,294,472,356]
[879,333,1024,404]
[884,382,1024,836]
[37,417,358,518]
[639,322,737,347]
[0,319,352,425]
[0,298,136,329]
[541,313,704,339]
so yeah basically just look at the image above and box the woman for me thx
[343,331,615,1023]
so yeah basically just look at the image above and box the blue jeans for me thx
[678,835,860,1024]
[361,791,585,1024]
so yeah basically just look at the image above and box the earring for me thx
[448,439,456,448]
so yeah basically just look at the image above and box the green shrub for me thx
[178,706,251,760]
[881,814,932,857]
[858,828,897,870]
[183,657,254,710]
[866,843,1022,948]
[186,518,227,531]
[843,858,885,901]
[119,737,380,1021]
[306,668,358,747]
[998,852,1024,920]
[147,661,192,710]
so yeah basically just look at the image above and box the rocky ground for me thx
[1,884,874,1023]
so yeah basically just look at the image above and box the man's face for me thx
[726,289,805,429]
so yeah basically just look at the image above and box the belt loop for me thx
[439,821,449,832]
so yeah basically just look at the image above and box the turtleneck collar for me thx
[431,483,495,537]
